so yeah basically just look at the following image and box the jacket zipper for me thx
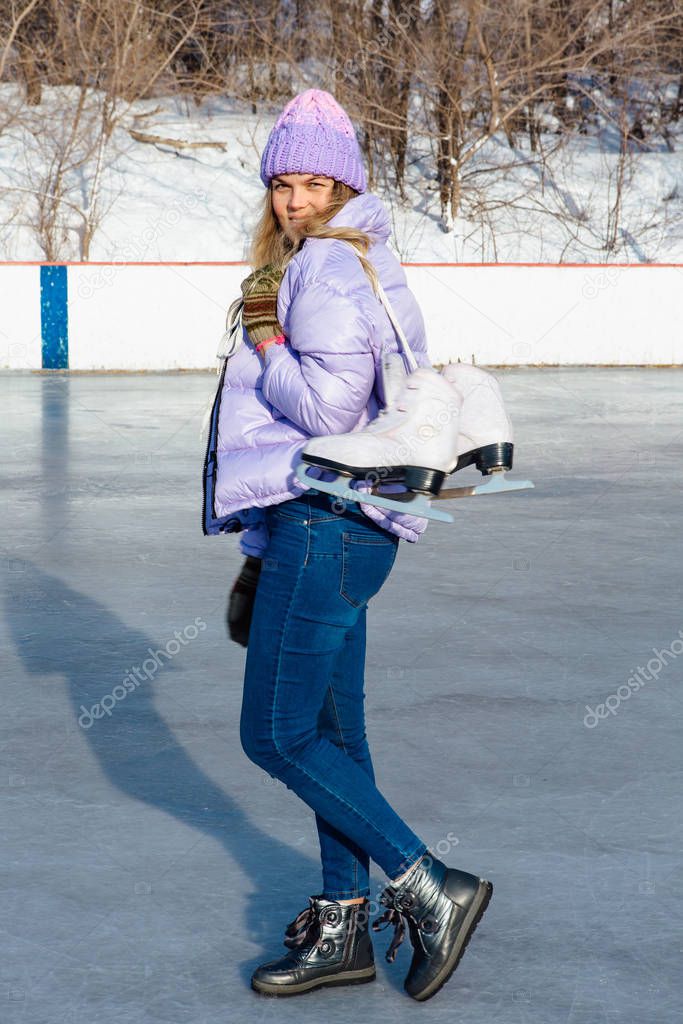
[202,358,242,536]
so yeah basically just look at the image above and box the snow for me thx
[1,88,681,264]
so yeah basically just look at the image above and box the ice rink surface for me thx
[2,368,682,1023]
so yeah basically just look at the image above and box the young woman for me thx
[206,89,492,1001]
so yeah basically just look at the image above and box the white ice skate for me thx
[435,361,534,501]
[295,253,533,521]
[295,363,534,523]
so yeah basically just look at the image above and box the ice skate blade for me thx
[437,472,535,500]
[295,464,454,523]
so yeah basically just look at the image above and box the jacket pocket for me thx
[339,531,398,608]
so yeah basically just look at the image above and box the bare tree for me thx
[1,0,681,260]
[1,0,210,258]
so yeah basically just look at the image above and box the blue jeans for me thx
[240,491,428,899]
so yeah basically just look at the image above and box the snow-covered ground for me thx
[0,89,681,264]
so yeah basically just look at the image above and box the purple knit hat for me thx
[260,89,367,193]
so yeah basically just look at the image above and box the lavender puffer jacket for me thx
[202,191,433,556]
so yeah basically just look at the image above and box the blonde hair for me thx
[224,181,380,331]
[249,180,380,295]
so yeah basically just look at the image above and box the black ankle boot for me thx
[251,895,376,996]
[373,852,492,1001]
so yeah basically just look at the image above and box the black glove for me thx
[226,556,262,647]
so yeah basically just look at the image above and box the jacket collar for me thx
[326,192,391,244]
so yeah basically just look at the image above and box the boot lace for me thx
[372,892,440,963]
[283,903,322,950]
[371,906,406,963]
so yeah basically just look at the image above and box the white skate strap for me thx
[374,281,419,373]
[345,241,419,373]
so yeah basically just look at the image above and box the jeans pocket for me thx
[267,502,307,525]
[339,531,398,608]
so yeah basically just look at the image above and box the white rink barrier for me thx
[1,262,682,370]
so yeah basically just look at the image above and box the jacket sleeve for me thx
[235,508,270,558]
[259,279,375,437]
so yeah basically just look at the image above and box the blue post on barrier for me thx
[40,265,68,369]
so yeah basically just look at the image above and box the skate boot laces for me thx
[373,383,415,423]
[393,380,419,415]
